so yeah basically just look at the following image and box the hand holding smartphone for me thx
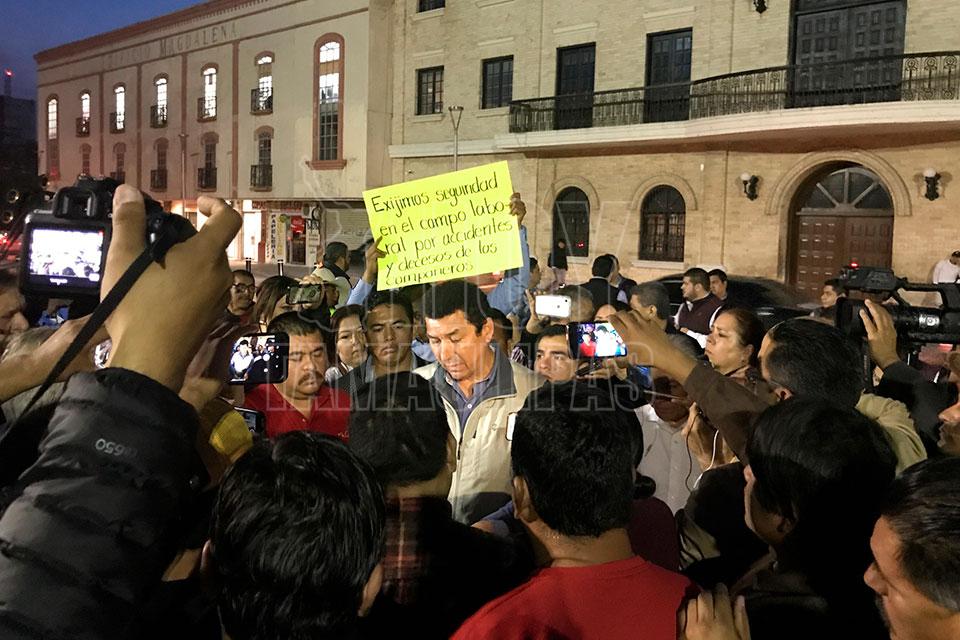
[567,322,628,359]
[229,332,290,385]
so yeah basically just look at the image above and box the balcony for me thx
[251,88,273,114]
[151,104,168,128]
[109,113,125,133]
[75,116,90,137]
[198,166,217,190]
[109,171,126,183]
[509,51,960,134]
[197,96,217,121]
[151,168,167,191]
[250,164,272,189]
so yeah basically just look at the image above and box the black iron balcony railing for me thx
[151,104,168,128]
[251,88,273,114]
[198,96,217,121]
[250,164,272,189]
[198,166,217,190]
[510,51,960,133]
[76,116,90,137]
[109,112,125,133]
[151,168,167,190]
[109,171,125,183]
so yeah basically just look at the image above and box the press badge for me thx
[506,413,517,441]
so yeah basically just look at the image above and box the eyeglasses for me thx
[232,284,255,292]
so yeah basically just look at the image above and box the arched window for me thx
[113,85,126,132]
[200,66,217,119]
[46,97,59,178]
[80,144,91,176]
[253,53,273,113]
[78,91,91,136]
[153,76,168,127]
[112,142,126,183]
[311,35,345,167]
[552,187,590,257]
[639,186,685,262]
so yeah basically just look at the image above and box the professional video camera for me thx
[18,176,195,299]
[835,265,960,345]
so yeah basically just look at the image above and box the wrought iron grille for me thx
[250,164,272,189]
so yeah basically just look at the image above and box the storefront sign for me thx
[363,161,520,289]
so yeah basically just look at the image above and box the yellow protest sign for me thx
[363,161,521,289]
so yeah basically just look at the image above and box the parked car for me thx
[655,274,811,330]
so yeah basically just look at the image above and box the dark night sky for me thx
[0,0,199,101]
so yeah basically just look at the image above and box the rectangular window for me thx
[157,146,167,171]
[482,56,514,109]
[81,148,90,175]
[116,152,125,173]
[204,142,216,169]
[418,0,445,11]
[202,68,217,118]
[417,67,444,115]
[156,80,168,110]
[258,136,272,166]
[47,100,58,140]
[80,94,90,120]
[318,72,340,160]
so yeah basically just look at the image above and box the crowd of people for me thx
[0,186,956,640]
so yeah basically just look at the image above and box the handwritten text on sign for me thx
[363,162,521,289]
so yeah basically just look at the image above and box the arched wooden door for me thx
[788,166,893,300]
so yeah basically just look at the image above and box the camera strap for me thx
[9,248,155,428]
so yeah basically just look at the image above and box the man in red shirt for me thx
[453,383,696,639]
[244,312,350,440]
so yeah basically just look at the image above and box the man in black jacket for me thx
[0,185,239,639]
[581,255,628,310]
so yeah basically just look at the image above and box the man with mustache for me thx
[243,312,351,440]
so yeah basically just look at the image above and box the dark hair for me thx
[349,373,448,488]
[717,308,764,368]
[683,268,710,289]
[529,257,539,270]
[591,255,615,278]
[211,432,386,639]
[748,399,896,624]
[232,269,255,283]
[364,289,414,324]
[238,339,249,347]
[512,383,635,537]
[629,282,670,320]
[535,324,570,351]
[823,278,847,296]
[596,300,629,314]
[0,268,18,290]
[486,307,512,336]
[253,275,298,328]
[562,285,596,321]
[707,269,727,283]
[269,311,334,360]
[323,241,349,264]
[422,279,491,334]
[881,457,960,613]
[765,318,864,406]
[331,304,365,335]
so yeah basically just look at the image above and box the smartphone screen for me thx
[568,322,628,359]
[93,338,112,369]
[229,332,290,385]
[235,408,266,435]
[286,284,323,305]
[535,294,572,319]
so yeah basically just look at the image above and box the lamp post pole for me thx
[178,132,188,208]
[448,105,464,171]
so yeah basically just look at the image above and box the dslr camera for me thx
[19,176,194,299]
[834,266,960,345]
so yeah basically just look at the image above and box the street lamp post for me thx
[448,105,464,171]
[178,132,188,208]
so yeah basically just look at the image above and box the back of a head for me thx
[323,241,348,264]
[747,398,896,581]
[512,383,635,538]
[630,282,671,321]
[253,275,298,326]
[349,372,449,488]
[881,457,960,614]
[766,318,864,407]
[365,289,414,323]
[683,268,710,290]
[562,284,596,322]
[211,432,385,639]
[422,279,490,333]
[591,255,615,279]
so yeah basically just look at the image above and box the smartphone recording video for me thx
[535,294,572,319]
[286,284,323,306]
[93,338,112,369]
[229,332,289,385]
[235,408,266,436]
[568,322,628,359]
[23,225,107,296]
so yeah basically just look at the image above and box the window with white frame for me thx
[114,86,126,131]
[202,67,217,118]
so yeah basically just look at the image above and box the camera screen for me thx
[229,332,289,385]
[27,227,105,289]
[571,322,628,359]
